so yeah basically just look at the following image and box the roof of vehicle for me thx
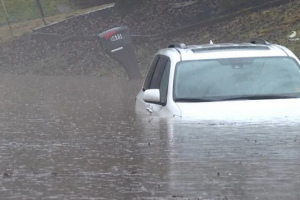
[164,39,299,61]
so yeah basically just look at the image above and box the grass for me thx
[0,4,114,43]
[0,0,71,25]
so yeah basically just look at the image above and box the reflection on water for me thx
[0,74,300,200]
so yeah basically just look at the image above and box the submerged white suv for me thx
[135,39,300,121]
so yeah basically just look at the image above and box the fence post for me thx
[1,0,13,37]
[36,0,47,25]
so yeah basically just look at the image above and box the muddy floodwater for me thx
[0,74,300,200]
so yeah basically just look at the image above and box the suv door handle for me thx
[146,107,153,113]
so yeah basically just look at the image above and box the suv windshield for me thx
[174,57,300,102]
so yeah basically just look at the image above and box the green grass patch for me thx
[0,0,72,25]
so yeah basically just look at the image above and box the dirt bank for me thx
[0,0,298,78]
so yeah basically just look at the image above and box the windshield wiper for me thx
[220,95,300,101]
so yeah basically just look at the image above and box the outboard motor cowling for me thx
[99,26,142,79]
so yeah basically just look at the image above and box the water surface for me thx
[0,74,299,200]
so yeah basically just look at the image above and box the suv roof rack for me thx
[191,45,270,53]
[249,38,270,45]
[168,43,187,49]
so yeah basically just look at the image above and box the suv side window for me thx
[159,60,171,105]
[149,56,169,89]
[149,56,170,105]
[143,56,159,91]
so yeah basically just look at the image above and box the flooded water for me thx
[0,74,300,200]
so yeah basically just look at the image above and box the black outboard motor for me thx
[99,26,142,79]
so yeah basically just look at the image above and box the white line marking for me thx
[111,47,124,53]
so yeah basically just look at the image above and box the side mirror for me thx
[143,89,160,103]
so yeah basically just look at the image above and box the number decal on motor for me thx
[110,34,123,42]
